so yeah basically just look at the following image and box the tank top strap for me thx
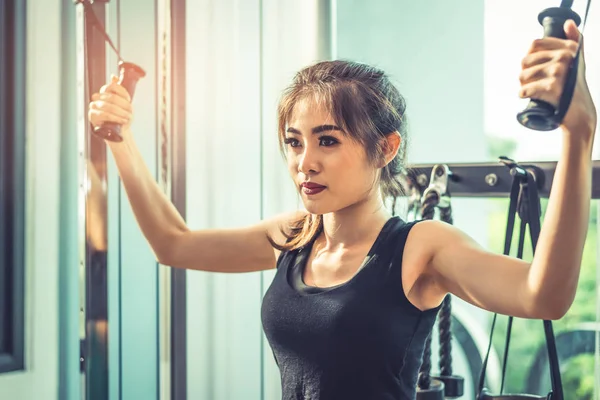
[275,246,290,269]
[373,217,418,268]
[377,218,440,314]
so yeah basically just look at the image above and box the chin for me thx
[301,197,348,216]
[300,198,329,215]
[302,202,326,215]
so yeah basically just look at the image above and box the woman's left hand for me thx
[519,19,597,139]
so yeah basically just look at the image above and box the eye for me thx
[283,137,301,148]
[319,136,339,147]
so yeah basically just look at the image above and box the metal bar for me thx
[170,0,187,397]
[58,0,80,397]
[0,0,26,374]
[405,160,600,199]
[81,1,110,398]
[157,0,171,397]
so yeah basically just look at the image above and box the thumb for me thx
[564,19,586,70]
[564,19,582,44]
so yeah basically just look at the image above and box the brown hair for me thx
[268,60,409,252]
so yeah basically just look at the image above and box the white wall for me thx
[185,1,264,398]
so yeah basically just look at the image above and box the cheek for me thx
[334,153,375,188]
[287,154,298,175]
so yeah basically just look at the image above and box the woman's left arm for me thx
[422,20,597,320]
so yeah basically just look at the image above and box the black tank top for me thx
[261,217,441,400]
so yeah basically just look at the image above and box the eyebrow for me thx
[286,124,343,135]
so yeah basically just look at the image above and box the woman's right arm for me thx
[89,76,301,272]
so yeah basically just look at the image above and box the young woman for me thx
[88,20,596,400]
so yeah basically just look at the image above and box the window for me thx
[0,0,26,373]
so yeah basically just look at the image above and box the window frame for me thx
[0,0,27,374]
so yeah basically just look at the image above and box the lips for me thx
[301,182,326,196]
[302,182,326,189]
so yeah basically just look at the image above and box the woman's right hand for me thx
[88,74,134,137]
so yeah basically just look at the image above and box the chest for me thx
[302,246,373,289]
[264,247,406,342]
[300,243,431,311]
[261,271,412,356]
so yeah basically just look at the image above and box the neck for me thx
[319,193,393,251]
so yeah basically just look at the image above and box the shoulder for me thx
[265,209,310,259]
[395,219,442,268]
[264,209,309,237]
[400,219,470,266]
[402,219,462,253]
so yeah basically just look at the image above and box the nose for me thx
[297,146,319,175]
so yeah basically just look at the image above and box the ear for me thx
[379,132,401,167]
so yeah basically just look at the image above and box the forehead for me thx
[288,96,335,127]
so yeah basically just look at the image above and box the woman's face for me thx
[285,98,380,215]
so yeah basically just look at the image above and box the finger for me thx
[564,19,581,43]
[91,93,100,102]
[520,62,555,86]
[564,19,586,66]
[97,92,133,112]
[519,58,568,86]
[518,77,561,108]
[99,81,131,102]
[88,109,130,128]
[89,100,132,120]
[522,48,575,69]
[527,37,576,53]
[522,50,555,69]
